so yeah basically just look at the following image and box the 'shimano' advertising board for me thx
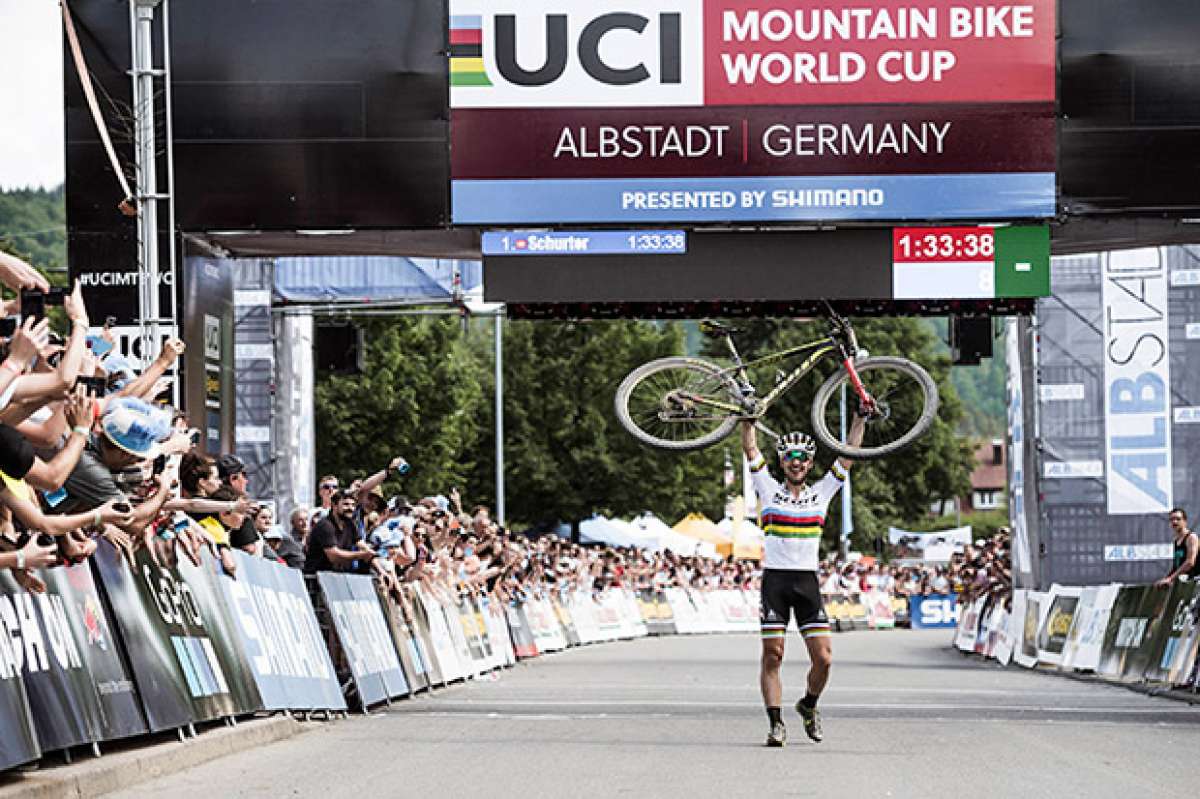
[450,0,1056,224]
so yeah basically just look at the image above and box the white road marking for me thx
[421,699,1200,713]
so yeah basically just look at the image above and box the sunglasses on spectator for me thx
[320,483,337,490]
[782,450,812,463]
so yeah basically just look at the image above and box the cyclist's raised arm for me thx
[836,413,866,471]
[741,419,760,462]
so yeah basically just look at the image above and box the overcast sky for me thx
[0,0,64,190]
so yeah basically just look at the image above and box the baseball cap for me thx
[216,453,246,480]
[101,397,172,458]
[100,353,139,390]
[263,525,283,540]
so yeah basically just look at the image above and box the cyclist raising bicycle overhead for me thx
[742,414,863,748]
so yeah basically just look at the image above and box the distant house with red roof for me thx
[965,438,1006,512]
[932,438,1007,516]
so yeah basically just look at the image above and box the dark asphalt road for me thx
[108,630,1200,799]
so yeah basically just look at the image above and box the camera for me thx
[0,317,16,337]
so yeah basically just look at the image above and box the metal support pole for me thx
[494,313,506,525]
[130,1,162,359]
[839,384,852,560]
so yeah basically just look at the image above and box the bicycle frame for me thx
[689,316,873,420]
[716,336,839,418]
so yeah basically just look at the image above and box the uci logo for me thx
[451,1,702,108]
[494,12,681,87]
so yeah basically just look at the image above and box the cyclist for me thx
[742,414,863,748]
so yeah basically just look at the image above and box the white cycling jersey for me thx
[749,453,847,571]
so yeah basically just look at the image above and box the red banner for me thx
[703,1,1055,106]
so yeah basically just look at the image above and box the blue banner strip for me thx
[453,173,1055,224]
[482,230,686,256]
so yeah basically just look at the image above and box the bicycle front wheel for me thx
[615,357,741,451]
[810,356,939,460]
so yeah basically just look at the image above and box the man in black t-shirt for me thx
[303,491,375,574]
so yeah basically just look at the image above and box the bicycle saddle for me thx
[699,320,740,337]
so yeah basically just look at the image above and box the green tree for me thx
[0,186,67,282]
[314,316,488,501]
[469,319,729,528]
[703,317,973,554]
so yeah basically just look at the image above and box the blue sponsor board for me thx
[482,230,686,256]
[909,594,960,629]
[454,173,1055,225]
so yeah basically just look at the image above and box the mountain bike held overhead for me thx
[614,304,939,460]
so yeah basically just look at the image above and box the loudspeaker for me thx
[315,324,363,374]
[950,316,992,365]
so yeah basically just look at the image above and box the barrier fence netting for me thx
[951,580,1200,690]
[0,542,946,770]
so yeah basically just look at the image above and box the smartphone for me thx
[20,289,45,323]
[76,375,109,397]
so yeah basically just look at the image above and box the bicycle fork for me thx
[839,353,879,416]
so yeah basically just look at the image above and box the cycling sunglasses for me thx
[782,449,812,463]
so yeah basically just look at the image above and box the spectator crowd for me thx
[818,530,1014,605]
[0,250,1011,630]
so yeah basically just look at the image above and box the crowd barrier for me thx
[0,544,769,773]
[825,591,910,631]
[952,581,1200,691]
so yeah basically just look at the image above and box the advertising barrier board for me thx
[220,552,344,712]
[1061,584,1119,672]
[317,573,407,706]
[1143,581,1200,684]
[1036,586,1080,666]
[1012,590,1042,668]
[93,545,259,729]
[1098,585,1153,678]
[0,565,145,752]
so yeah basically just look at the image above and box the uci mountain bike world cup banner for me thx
[449,0,1056,224]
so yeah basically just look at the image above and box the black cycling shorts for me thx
[760,569,831,640]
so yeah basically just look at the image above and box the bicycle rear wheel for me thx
[810,356,938,460]
[615,357,740,451]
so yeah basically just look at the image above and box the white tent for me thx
[580,515,661,549]
[579,515,627,547]
[630,513,705,555]
[606,517,660,550]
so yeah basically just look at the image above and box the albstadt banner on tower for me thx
[449,0,1056,224]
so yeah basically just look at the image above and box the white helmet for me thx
[775,432,816,459]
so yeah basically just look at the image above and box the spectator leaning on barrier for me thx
[217,454,262,556]
[53,397,184,548]
[304,490,376,574]
[1158,509,1200,587]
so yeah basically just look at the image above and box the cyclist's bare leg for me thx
[802,635,832,697]
[760,637,785,706]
